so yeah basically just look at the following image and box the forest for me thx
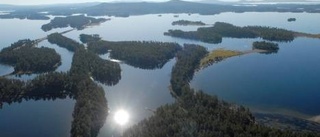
[170,44,208,96]
[252,41,279,53]
[86,37,182,69]
[165,22,295,43]
[48,33,81,52]
[124,88,319,137]
[172,20,206,26]
[41,15,108,31]
[80,34,101,43]
[0,39,61,74]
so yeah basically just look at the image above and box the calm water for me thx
[0,12,320,136]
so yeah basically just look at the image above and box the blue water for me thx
[191,37,320,116]
[0,12,320,136]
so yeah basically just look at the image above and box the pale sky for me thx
[1,0,320,5]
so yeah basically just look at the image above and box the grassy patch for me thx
[200,49,242,68]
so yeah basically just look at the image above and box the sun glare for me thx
[114,109,129,126]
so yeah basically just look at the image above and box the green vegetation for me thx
[48,33,121,85]
[0,72,73,106]
[48,33,82,52]
[245,26,295,42]
[80,34,101,43]
[0,39,61,74]
[41,15,108,32]
[288,18,296,22]
[165,22,296,43]
[172,20,206,26]
[170,44,208,96]
[71,76,108,137]
[71,48,121,85]
[252,41,279,53]
[200,49,242,68]
[87,37,182,69]
[124,89,319,137]
[0,12,49,20]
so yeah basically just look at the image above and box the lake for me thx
[0,12,320,136]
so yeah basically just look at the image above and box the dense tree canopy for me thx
[41,15,108,31]
[87,38,182,69]
[48,33,82,52]
[252,41,279,53]
[170,44,208,96]
[165,22,296,43]
[172,20,206,26]
[0,39,61,73]
[80,34,101,43]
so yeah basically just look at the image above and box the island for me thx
[252,41,279,53]
[83,34,182,69]
[0,11,50,20]
[0,39,61,74]
[41,15,108,32]
[172,20,206,26]
[165,22,296,44]
[288,18,297,22]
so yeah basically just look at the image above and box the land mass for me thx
[41,15,108,32]
[2,0,320,20]
[0,39,61,74]
[83,34,182,69]
[172,20,206,26]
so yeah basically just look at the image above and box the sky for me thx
[1,0,320,5]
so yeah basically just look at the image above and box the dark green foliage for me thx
[70,48,121,85]
[164,29,222,44]
[288,18,297,22]
[172,20,206,26]
[0,72,72,106]
[48,33,83,52]
[170,44,208,96]
[80,34,101,43]
[87,40,182,69]
[124,89,320,137]
[0,12,49,20]
[41,15,107,31]
[204,22,258,38]
[165,22,295,43]
[245,26,295,42]
[252,41,279,53]
[71,77,108,137]
[0,39,61,73]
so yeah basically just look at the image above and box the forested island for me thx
[0,11,49,20]
[252,41,279,53]
[288,18,297,22]
[165,22,296,43]
[82,34,182,69]
[41,15,108,32]
[0,39,61,74]
[172,20,206,26]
